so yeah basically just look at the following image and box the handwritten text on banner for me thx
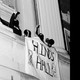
[25,37,60,80]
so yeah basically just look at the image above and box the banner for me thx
[25,37,60,80]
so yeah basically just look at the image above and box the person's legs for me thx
[13,27,22,36]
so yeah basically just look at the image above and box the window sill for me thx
[53,47,70,64]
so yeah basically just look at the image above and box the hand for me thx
[17,12,20,15]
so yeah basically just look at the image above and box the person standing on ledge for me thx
[0,12,20,29]
[35,25,44,43]
[0,12,22,36]
[9,12,20,29]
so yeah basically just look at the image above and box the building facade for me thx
[0,0,70,80]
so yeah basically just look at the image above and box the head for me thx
[49,39,55,47]
[45,38,50,43]
[24,30,28,36]
[49,39,54,44]
[24,29,31,37]
[45,38,55,47]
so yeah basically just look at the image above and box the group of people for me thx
[0,12,54,47]
[24,25,54,47]
[35,25,55,47]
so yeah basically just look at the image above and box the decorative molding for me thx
[52,46,70,64]
[0,0,16,15]
[58,51,70,64]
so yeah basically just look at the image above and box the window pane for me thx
[64,28,70,54]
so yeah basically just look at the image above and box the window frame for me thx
[64,28,70,54]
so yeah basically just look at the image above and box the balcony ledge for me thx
[0,22,25,46]
[55,47,70,64]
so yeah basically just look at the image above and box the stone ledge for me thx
[0,22,25,45]
[52,46,70,64]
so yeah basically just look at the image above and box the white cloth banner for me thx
[25,37,60,80]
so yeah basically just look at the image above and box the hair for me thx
[45,38,50,43]
[24,29,31,37]
[45,38,54,47]
[49,39,55,45]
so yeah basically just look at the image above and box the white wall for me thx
[59,60,70,80]
[0,23,39,80]
[0,64,39,80]
[0,23,25,72]
[0,66,20,80]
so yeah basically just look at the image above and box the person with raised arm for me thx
[36,25,44,42]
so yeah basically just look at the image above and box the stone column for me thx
[36,0,65,51]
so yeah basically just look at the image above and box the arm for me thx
[36,25,40,35]
[15,12,20,19]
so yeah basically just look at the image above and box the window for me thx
[58,0,70,55]
[64,28,70,54]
